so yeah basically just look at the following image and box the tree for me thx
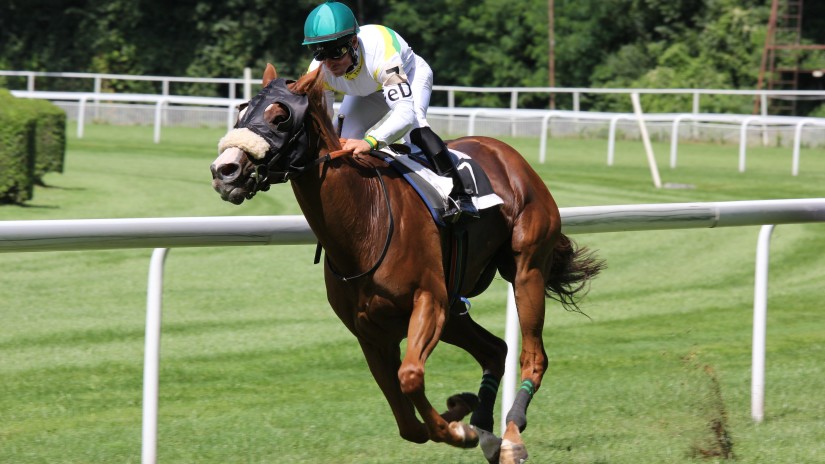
[2,0,818,114]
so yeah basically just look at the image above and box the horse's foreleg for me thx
[357,338,429,444]
[400,289,478,448]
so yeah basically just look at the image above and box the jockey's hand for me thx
[343,138,372,155]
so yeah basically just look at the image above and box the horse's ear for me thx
[263,63,278,87]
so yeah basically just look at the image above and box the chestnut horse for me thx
[211,64,603,463]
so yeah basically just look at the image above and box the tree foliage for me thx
[1,1,823,113]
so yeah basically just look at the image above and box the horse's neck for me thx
[291,161,384,267]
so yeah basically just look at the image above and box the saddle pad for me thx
[379,148,504,226]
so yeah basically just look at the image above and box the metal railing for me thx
[2,199,824,461]
[4,68,825,114]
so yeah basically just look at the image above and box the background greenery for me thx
[1,124,823,462]
[2,1,825,112]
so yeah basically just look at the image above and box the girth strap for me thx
[445,226,469,311]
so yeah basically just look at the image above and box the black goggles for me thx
[311,43,351,61]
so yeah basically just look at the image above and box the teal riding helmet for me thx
[303,1,360,45]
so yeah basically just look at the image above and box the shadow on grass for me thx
[3,202,61,210]
[0,182,87,209]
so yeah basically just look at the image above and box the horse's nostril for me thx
[214,163,240,181]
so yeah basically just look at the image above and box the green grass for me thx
[1,123,824,463]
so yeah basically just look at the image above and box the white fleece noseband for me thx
[218,128,270,160]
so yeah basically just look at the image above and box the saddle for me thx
[377,145,503,227]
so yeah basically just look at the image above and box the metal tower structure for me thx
[755,0,825,115]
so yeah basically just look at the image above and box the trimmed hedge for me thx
[0,90,36,203]
[0,89,66,203]
[27,98,67,183]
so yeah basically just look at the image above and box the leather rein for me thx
[313,148,395,282]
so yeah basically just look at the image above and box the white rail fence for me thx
[4,68,825,114]
[2,199,825,463]
[9,89,825,177]
[431,107,825,176]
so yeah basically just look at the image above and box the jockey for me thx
[303,0,479,221]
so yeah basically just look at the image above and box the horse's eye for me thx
[267,102,292,131]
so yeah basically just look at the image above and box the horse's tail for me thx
[545,233,605,313]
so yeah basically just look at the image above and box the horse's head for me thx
[211,64,315,204]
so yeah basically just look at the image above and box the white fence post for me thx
[751,225,774,423]
[77,96,88,139]
[739,116,761,173]
[243,67,252,102]
[501,284,520,436]
[669,114,688,169]
[153,99,168,144]
[26,71,36,92]
[142,248,169,464]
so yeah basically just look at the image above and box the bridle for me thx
[246,123,311,196]
[234,78,316,198]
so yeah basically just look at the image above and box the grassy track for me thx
[1,123,824,463]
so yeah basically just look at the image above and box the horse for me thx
[210,64,604,463]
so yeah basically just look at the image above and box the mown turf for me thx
[1,123,823,463]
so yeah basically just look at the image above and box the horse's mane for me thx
[289,68,342,153]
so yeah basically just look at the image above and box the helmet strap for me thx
[345,39,359,74]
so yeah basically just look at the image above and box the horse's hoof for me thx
[448,421,479,448]
[499,439,528,464]
[473,426,502,464]
[499,421,527,463]
[447,392,479,415]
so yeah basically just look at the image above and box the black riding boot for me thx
[410,127,480,223]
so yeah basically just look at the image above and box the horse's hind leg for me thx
[441,309,508,433]
[499,204,560,463]
[506,261,548,431]
[493,261,547,464]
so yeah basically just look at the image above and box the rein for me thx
[313,147,353,166]
[318,154,395,282]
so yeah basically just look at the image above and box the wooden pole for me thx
[631,93,663,189]
[754,0,780,114]
[548,0,556,109]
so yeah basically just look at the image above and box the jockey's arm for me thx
[366,62,415,149]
